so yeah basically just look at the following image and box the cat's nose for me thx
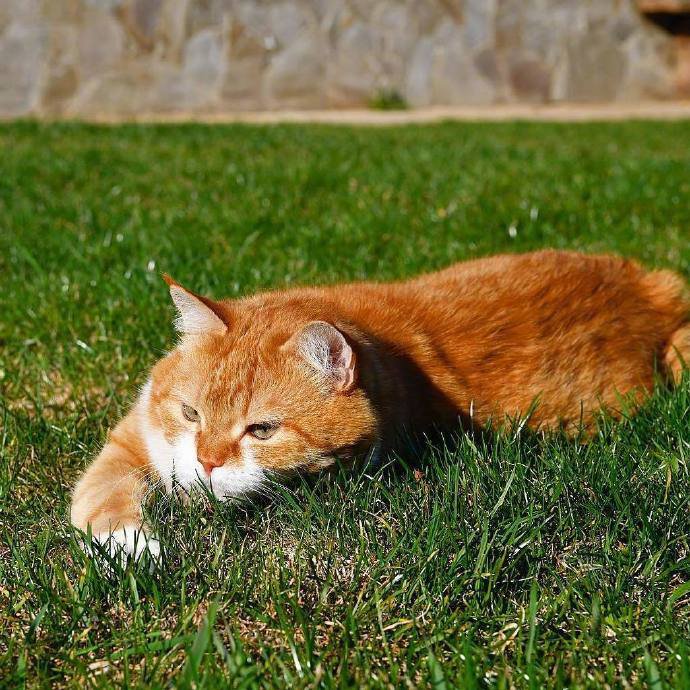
[198,456,224,476]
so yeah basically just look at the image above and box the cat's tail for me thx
[664,323,690,384]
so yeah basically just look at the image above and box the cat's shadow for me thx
[271,417,554,510]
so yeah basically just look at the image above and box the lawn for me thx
[1,120,690,689]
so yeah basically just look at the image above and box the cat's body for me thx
[71,250,690,559]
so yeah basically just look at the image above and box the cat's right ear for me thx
[295,321,356,392]
[163,274,228,336]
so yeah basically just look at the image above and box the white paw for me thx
[87,526,161,567]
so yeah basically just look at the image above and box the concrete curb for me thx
[22,102,690,125]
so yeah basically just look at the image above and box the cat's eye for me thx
[246,422,279,440]
[182,403,200,423]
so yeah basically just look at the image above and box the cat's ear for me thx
[296,321,356,392]
[163,274,228,336]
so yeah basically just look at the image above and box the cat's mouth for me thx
[178,459,267,501]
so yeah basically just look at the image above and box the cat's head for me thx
[139,278,379,500]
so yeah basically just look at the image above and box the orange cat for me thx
[71,250,690,560]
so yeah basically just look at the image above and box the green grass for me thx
[1,120,690,689]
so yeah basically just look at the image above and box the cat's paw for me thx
[87,526,161,569]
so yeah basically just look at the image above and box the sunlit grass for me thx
[1,120,689,688]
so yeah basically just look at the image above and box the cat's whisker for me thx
[93,465,157,512]
[260,477,291,501]
[140,476,164,504]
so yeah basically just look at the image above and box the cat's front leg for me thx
[71,411,160,564]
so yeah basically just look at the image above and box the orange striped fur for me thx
[71,250,690,556]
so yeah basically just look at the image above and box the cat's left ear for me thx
[163,275,228,336]
[296,321,356,392]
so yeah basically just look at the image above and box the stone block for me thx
[564,28,627,101]
[1,0,41,31]
[40,0,84,23]
[0,22,48,117]
[404,0,447,35]
[474,47,501,84]
[158,0,191,58]
[496,0,583,64]
[67,62,161,116]
[230,2,275,52]
[183,27,225,87]
[78,8,125,79]
[405,37,434,106]
[220,56,265,109]
[328,22,384,104]
[185,0,233,36]
[41,25,80,113]
[116,0,189,56]
[227,18,268,60]
[372,1,419,71]
[268,1,316,48]
[155,71,219,111]
[509,55,551,102]
[129,0,164,46]
[619,23,676,99]
[436,0,463,23]
[431,20,496,105]
[264,32,327,108]
[462,0,496,52]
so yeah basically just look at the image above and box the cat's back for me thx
[407,249,644,299]
[375,249,689,428]
[403,249,686,326]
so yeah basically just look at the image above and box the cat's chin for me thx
[206,461,267,500]
[169,476,265,503]
[158,458,267,502]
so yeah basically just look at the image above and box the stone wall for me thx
[0,0,682,118]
